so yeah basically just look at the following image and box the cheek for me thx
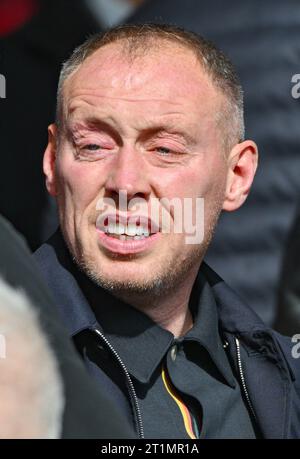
[189,155,228,199]
[158,165,211,200]
[57,159,105,211]
[161,161,227,228]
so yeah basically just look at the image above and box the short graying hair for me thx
[0,278,64,439]
[56,23,245,151]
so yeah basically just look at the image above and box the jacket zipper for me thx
[234,337,257,423]
[93,328,145,439]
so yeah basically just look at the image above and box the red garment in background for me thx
[0,0,39,36]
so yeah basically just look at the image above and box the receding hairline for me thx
[56,24,245,150]
[62,38,196,94]
[65,36,202,82]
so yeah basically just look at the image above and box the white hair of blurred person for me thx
[0,277,64,439]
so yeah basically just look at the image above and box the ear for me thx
[222,140,258,212]
[43,124,58,197]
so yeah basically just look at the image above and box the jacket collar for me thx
[200,263,295,439]
[34,228,98,336]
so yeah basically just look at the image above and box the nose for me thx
[104,146,151,201]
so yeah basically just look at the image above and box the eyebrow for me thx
[68,115,198,146]
[68,117,122,143]
[138,125,197,146]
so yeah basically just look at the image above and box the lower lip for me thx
[96,229,161,255]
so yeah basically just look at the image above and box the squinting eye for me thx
[156,146,171,155]
[85,144,101,151]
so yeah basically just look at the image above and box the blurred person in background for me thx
[0,214,135,438]
[0,277,64,439]
[128,0,300,329]
[0,0,142,251]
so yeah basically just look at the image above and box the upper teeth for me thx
[105,223,150,237]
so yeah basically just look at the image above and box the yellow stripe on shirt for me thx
[161,365,197,439]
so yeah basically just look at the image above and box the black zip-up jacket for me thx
[34,230,300,439]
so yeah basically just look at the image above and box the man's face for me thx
[46,42,235,296]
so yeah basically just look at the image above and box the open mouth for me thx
[96,214,160,255]
[103,220,153,240]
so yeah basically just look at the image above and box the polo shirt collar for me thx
[76,257,236,388]
[184,271,236,388]
[77,272,175,384]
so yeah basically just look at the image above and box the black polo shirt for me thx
[74,265,257,439]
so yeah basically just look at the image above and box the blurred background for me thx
[0,0,300,335]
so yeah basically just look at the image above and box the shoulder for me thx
[272,331,300,391]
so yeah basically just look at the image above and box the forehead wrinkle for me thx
[68,100,190,126]
[67,91,185,107]
[66,94,187,129]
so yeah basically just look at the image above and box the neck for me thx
[115,266,200,338]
